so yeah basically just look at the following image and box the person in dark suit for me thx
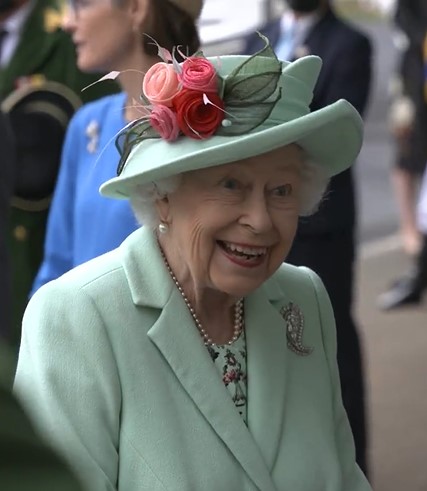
[243,0,372,476]
[0,110,14,343]
[0,0,118,357]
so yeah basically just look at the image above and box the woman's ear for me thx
[155,195,171,224]
[127,0,149,32]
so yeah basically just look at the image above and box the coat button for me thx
[14,225,28,241]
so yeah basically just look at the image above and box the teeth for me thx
[224,242,267,256]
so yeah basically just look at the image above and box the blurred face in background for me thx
[62,0,148,73]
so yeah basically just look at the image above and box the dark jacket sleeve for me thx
[394,0,427,47]
[311,31,372,118]
[297,26,372,236]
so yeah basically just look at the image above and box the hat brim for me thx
[100,98,363,199]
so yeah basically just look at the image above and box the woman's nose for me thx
[240,196,273,234]
[62,6,76,32]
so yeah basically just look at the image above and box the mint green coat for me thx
[14,227,371,491]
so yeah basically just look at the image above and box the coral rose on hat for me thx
[101,34,363,200]
[143,63,181,107]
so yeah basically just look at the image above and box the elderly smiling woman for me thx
[14,38,372,491]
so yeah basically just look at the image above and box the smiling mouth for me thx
[217,240,268,261]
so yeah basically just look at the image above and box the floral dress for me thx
[207,331,248,424]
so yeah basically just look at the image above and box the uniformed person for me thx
[0,0,118,356]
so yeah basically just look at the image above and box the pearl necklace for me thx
[160,248,244,346]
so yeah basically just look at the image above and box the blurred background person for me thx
[378,165,427,309]
[0,0,117,359]
[31,0,202,296]
[242,0,372,476]
[375,0,427,308]
[387,0,427,256]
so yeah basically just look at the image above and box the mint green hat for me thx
[100,38,363,199]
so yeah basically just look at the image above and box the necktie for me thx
[275,23,296,62]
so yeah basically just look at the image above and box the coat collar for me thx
[300,8,336,53]
[120,227,173,308]
[120,228,291,490]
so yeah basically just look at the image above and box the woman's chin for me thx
[77,60,91,73]
[211,276,265,299]
[76,56,101,75]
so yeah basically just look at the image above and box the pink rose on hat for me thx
[143,62,181,107]
[179,57,218,93]
[150,105,180,141]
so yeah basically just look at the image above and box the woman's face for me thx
[62,0,145,73]
[157,144,304,298]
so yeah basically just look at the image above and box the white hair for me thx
[298,157,330,216]
[129,156,330,229]
[130,175,182,229]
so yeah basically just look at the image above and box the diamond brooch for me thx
[280,302,313,356]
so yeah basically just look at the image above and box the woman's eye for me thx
[273,184,292,197]
[222,178,241,190]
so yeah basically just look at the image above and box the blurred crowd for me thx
[0,0,426,488]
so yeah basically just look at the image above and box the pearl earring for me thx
[158,222,169,234]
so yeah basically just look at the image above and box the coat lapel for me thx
[290,9,335,63]
[245,281,289,471]
[121,228,289,490]
[147,288,277,489]
[296,8,336,61]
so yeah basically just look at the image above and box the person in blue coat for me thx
[242,0,372,476]
[15,43,371,491]
[31,0,202,294]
